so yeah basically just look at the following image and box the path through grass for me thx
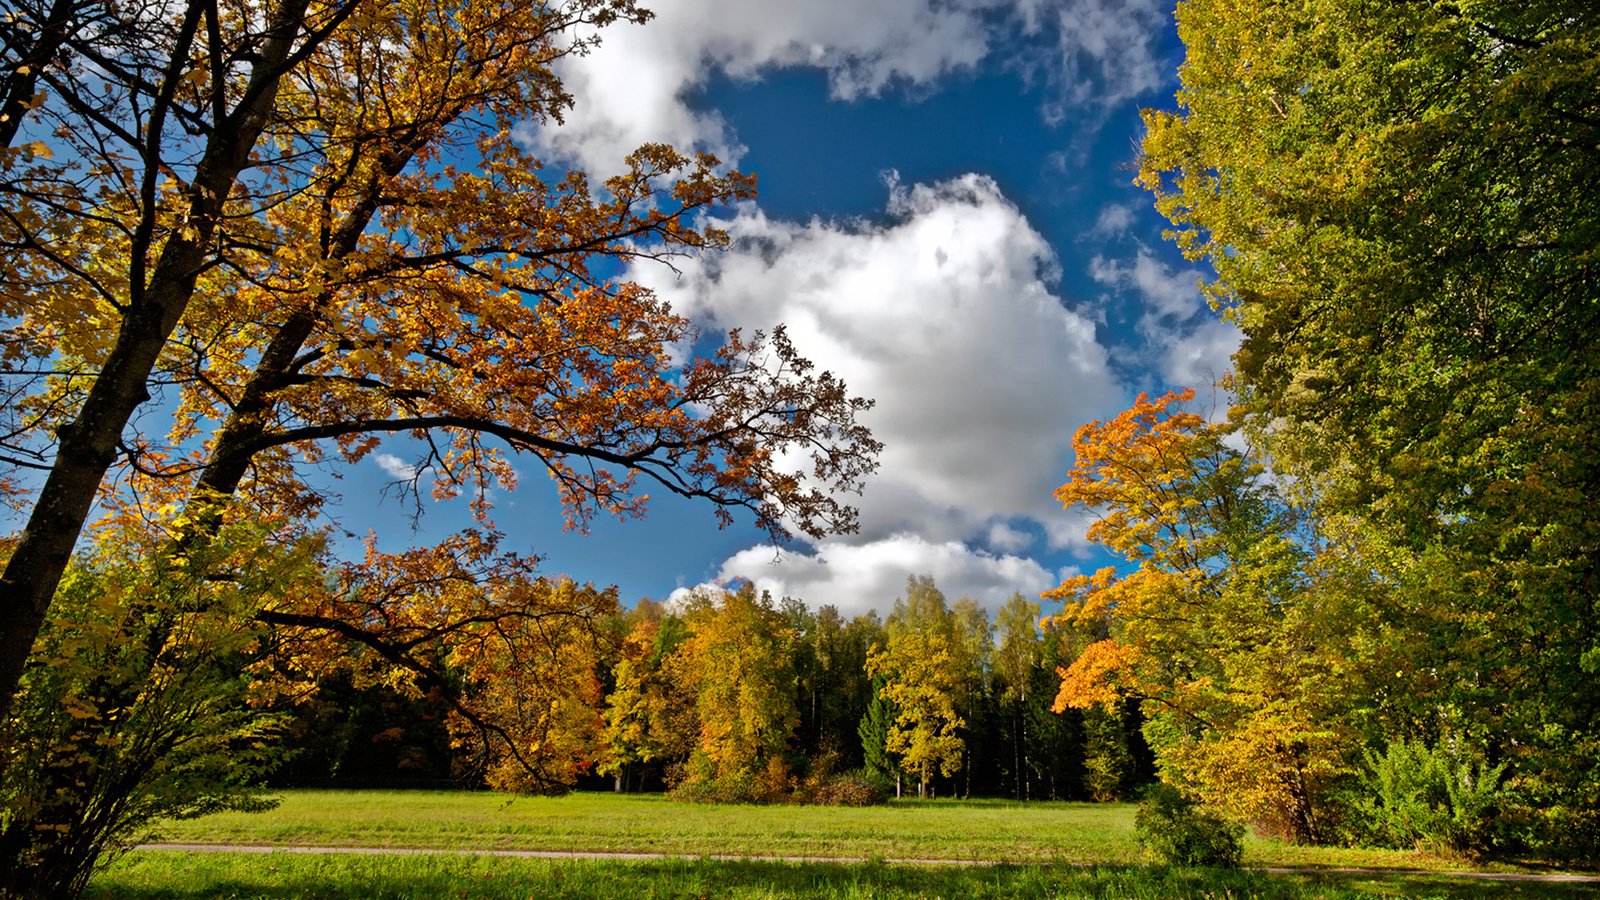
[90,851,1598,899]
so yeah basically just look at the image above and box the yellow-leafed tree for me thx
[1048,391,1390,842]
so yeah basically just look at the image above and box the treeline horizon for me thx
[276,576,1157,804]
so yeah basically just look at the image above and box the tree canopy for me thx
[0,0,877,725]
[1120,0,1600,855]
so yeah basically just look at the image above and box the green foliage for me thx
[1139,0,1600,855]
[1081,705,1140,803]
[1348,741,1508,858]
[0,520,321,897]
[858,677,900,787]
[1134,783,1244,869]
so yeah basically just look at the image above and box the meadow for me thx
[84,790,1598,898]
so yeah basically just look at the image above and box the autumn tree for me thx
[1139,0,1600,854]
[865,576,973,798]
[597,613,695,792]
[667,586,799,798]
[1048,391,1387,841]
[0,0,879,892]
[265,541,621,794]
[0,0,877,731]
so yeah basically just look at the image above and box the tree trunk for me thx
[0,0,318,726]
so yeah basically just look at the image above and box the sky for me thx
[350,0,1240,619]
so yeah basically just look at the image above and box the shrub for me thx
[668,771,761,804]
[671,763,891,806]
[1135,782,1245,868]
[1349,740,1507,857]
[805,770,893,807]
[0,523,320,898]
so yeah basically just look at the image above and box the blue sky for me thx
[347,0,1238,619]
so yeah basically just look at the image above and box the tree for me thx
[1,2,879,889]
[865,576,971,798]
[0,0,878,731]
[668,586,798,795]
[857,675,900,793]
[597,614,695,792]
[949,596,992,798]
[802,606,879,770]
[1027,620,1088,800]
[1138,0,1600,853]
[598,622,660,792]
[1047,391,1384,841]
[993,593,1039,800]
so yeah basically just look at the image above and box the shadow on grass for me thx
[88,853,1596,900]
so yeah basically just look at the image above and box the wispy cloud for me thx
[530,0,1174,175]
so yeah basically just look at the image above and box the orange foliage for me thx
[1052,639,1141,712]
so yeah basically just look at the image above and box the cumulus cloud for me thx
[533,0,1174,173]
[986,521,1035,553]
[634,174,1124,549]
[674,534,1056,618]
[1160,316,1242,391]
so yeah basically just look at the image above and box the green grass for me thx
[95,790,1594,898]
[142,790,1454,870]
[88,851,1596,899]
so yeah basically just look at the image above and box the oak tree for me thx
[0,0,877,729]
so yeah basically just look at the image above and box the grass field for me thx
[84,790,1599,899]
[137,790,1452,868]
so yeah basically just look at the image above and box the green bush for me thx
[1349,740,1507,857]
[0,522,321,898]
[1135,782,1245,868]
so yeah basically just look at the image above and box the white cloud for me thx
[533,0,1173,174]
[675,534,1056,618]
[1032,0,1171,114]
[635,174,1124,548]
[1088,202,1138,238]
[1087,246,1242,392]
[1089,248,1204,322]
[986,521,1034,553]
[374,453,420,480]
[1161,316,1242,391]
